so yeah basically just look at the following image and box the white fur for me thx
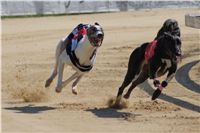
[45,35,97,94]
[161,58,172,68]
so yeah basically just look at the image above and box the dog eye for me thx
[90,27,96,31]
[93,28,97,32]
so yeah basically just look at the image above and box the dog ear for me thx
[94,22,100,25]
[163,19,172,27]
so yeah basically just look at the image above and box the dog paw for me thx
[123,94,130,99]
[152,88,162,100]
[72,90,78,95]
[153,79,160,87]
[55,89,61,93]
[72,87,78,95]
[45,79,52,88]
[55,86,62,93]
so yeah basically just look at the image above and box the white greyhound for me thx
[45,23,104,94]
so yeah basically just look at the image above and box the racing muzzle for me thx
[90,32,104,47]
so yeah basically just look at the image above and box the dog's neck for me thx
[75,35,97,65]
[156,38,173,60]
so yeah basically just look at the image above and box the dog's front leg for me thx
[152,62,177,100]
[61,72,79,88]
[71,74,83,95]
[148,56,161,87]
[160,62,177,90]
[45,40,65,88]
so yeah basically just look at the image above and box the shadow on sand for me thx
[4,104,56,114]
[85,107,140,119]
[139,81,200,113]
[175,60,200,94]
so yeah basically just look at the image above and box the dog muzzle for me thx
[89,32,104,47]
[175,52,182,63]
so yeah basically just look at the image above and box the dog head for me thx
[163,32,182,58]
[163,19,180,35]
[87,22,104,47]
[156,19,180,39]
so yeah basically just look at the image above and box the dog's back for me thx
[129,42,148,63]
[126,43,149,76]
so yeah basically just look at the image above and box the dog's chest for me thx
[75,36,96,65]
[161,58,172,68]
[156,58,172,77]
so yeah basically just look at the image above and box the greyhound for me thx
[45,23,104,94]
[115,32,182,105]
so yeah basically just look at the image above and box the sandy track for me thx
[2,8,200,132]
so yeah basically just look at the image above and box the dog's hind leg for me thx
[55,58,65,93]
[45,68,57,88]
[71,75,83,95]
[115,46,146,104]
[117,71,134,97]
[124,65,149,99]
[45,40,65,88]
[115,72,135,105]
[117,50,139,98]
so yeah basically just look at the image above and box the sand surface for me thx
[2,8,200,133]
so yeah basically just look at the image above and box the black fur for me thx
[116,33,181,100]
[152,88,161,100]
[161,81,168,88]
[155,19,181,40]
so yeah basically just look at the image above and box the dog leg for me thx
[45,40,65,88]
[71,75,83,95]
[116,46,146,102]
[45,68,57,88]
[55,59,65,93]
[115,72,134,105]
[124,71,148,99]
[61,72,79,89]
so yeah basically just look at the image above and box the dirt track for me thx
[2,8,200,133]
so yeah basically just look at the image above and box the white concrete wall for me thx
[1,0,200,16]
[185,13,200,29]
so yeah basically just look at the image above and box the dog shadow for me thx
[175,60,200,94]
[4,104,56,114]
[139,81,200,113]
[85,107,140,119]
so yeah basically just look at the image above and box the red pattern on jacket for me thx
[145,40,158,61]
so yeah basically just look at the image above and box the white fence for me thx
[1,0,200,16]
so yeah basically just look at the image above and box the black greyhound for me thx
[115,32,182,105]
